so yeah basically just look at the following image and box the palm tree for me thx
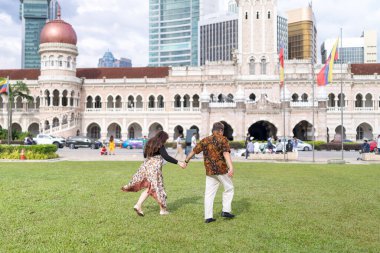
[7,81,33,144]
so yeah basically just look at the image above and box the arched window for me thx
[148,95,155,108]
[157,95,164,108]
[174,94,181,108]
[183,94,190,107]
[67,56,72,68]
[58,55,63,67]
[256,11,259,19]
[268,11,271,19]
[115,95,122,108]
[192,94,199,108]
[218,94,225,103]
[365,93,373,107]
[136,95,143,108]
[249,58,255,75]
[210,94,216,102]
[128,95,134,108]
[355,94,363,107]
[328,93,335,107]
[249,93,256,101]
[226,94,234,102]
[301,93,308,102]
[94,96,102,108]
[86,96,93,108]
[107,95,113,108]
[261,58,267,74]
[49,55,54,66]
[292,93,299,102]
[245,12,248,20]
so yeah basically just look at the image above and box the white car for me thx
[296,140,313,151]
[33,134,65,148]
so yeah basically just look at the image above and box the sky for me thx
[0,0,379,69]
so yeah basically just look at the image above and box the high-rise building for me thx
[321,31,378,64]
[98,51,132,68]
[287,6,317,63]
[20,0,58,69]
[277,15,288,60]
[199,12,238,65]
[148,0,218,67]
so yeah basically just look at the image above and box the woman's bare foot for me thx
[160,209,170,215]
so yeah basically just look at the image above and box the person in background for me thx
[267,137,274,153]
[286,140,293,153]
[109,135,115,155]
[174,133,184,160]
[246,137,254,159]
[362,139,370,153]
[292,137,299,153]
[121,131,186,216]
[244,133,250,158]
[100,146,108,155]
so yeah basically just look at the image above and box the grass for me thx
[0,162,379,253]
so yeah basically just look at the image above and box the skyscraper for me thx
[98,51,132,68]
[287,6,317,63]
[199,11,238,65]
[321,31,378,64]
[20,0,58,69]
[148,0,217,67]
[277,15,288,59]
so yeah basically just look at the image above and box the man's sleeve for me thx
[221,137,231,153]
[193,140,203,154]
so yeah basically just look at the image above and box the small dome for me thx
[40,19,77,45]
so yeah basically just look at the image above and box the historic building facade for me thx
[1,0,380,142]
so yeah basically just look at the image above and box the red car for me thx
[369,140,377,152]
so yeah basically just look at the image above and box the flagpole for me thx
[7,77,11,145]
[311,19,316,163]
[340,28,344,160]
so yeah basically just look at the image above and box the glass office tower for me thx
[149,0,201,67]
[20,0,58,69]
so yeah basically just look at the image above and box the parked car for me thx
[278,138,313,151]
[122,138,144,149]
[33,134,64,148]
[369,140,377,152]
[66,136,102,149]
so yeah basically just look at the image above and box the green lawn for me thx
[0,162,379,253]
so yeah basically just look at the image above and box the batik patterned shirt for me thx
[193,133,231,176]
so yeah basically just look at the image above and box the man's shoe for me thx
[221,212,235,218]
[205,218,216,223]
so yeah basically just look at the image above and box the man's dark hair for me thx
[212,122,225,132]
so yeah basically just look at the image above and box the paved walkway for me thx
[1,148,379,164]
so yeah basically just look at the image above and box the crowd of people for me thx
[244,134,299,159]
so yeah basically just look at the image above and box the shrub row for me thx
[318,143,362,151]
[0,144,58,160]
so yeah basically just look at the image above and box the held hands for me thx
[227,168,234,177]
[178,161,187,169]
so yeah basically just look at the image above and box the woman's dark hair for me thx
[110,135,114,142]
[144,131,169,158]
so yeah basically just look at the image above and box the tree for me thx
[7,81,33,144]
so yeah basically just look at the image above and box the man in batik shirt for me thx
[185,122,235,223]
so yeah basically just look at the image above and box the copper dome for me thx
[40,19,77,45]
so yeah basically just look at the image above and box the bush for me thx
[304,141,327,151]
[229,141,245,149]
[318,143,362,151]
[0,144,58,160]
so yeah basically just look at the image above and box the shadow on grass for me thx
[169,196,202,211]
[233,198,252,215]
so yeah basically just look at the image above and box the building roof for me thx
[351,64,380,75]
[0,67,170,80]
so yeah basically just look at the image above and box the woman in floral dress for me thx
[121,131,186,216]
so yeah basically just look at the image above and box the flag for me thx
[279,46,284,87]
[317,39,339,86]
[0,77,9,94]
